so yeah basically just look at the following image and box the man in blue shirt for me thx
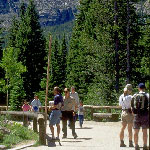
[49,87,63,140]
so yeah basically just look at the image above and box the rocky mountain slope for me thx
[0,0,79,27]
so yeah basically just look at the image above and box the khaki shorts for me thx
[121,111,134,124]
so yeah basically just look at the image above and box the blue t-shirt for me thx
[54,94,63,106]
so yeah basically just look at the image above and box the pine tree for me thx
[67,0,142,104]
[8,1,46,100]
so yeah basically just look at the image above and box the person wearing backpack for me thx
[119,85,134,148]
[131,83,149,150]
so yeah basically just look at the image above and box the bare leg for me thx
[142,129,147,146]
[120,122,127,140]
[134,129,140,146]
[50,125,54,138]
[128,123,133,141]
[56,124,60,138]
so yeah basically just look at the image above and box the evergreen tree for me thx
[138,18,150,90]
[8,1,46,100]
[0,23,4,79]
[67,0,142,104]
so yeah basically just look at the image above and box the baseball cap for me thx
[125,84,132,90]
[138,83,145,89]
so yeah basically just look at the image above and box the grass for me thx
[0,116,38,148]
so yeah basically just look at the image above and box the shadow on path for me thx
[76,127,93,129]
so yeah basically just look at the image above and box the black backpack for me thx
[131,93,149,115]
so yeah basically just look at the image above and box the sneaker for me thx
[129,141,134,147]
[135,145,140,150]
[73,134,78,139]
[52,136,55,140]
[120,141,126,147]
[120,143,126,147]
[143,145,148,150]
[55,137,60,141]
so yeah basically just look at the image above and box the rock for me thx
[0,145,6,149]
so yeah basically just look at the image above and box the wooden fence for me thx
[0,111,46,145]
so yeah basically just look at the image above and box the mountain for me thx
[0,0,79,28]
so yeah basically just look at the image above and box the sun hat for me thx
[125,84,132,90]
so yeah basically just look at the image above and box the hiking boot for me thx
[135,145,140,150]
[143,145,148,150]
[73,134,78,139]
[129,141,134,147]
[120,140,126,147]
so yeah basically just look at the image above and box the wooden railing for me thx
[0,111,46,145]
[83,105,122,120]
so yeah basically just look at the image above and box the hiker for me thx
[31,95,41,112]
[70,86,79,121]
[61,88,78,139]
[22,100,31,111]
[78,101,84,128]
[131,83,149,150]
[22,100,31,126]
[49,87,63,140]
[119,84,134,147]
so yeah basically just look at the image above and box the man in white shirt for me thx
[119,85,134,147]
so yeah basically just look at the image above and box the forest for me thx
[0,0,149,110]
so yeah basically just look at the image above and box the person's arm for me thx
[119,95,123,106]
[22,104,25,110]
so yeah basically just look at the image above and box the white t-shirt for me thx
[119,94,132,109]
[70,92,79,106]
[31,99,41,112]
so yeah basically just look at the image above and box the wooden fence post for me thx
[23,115,28,127]
[38,114,46,145]
[33,117,37,133]
[91,107,94,120]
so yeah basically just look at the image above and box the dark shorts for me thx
[133,114,149,129]
[61,111,74,121]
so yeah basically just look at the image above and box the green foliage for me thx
[66,0,143,105]
[138,18,150,91]
[0,120,38,148]
[0,47,26,110]
[43,20,74,41]
[8,0,46,100]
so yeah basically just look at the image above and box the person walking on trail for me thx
[61,88,78,139]
[70,86,79,121]
[131,83,149,150]
[49,87,63,140]
[78,101,84,128]
[119,84,134,147]
[31,95,41,112]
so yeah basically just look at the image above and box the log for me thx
[38,114,46,145]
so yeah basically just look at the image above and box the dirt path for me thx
[21,121,149,150]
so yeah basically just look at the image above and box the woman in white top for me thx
[119,85,134,147]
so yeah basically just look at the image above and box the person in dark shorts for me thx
[61,88,78,139]
[131,83,149,150]
[119,85,134,147]
[49,87,63,140]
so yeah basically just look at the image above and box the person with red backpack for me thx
[131,83,149,150]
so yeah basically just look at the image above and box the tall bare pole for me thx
[45,35,52,135]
